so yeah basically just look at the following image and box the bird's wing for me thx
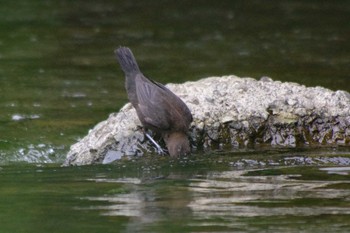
[135,75,172,130]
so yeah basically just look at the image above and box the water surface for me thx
[1,152,350,233]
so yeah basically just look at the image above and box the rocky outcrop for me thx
[64,75,350,166]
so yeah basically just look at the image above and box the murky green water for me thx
[1,0,349,232]
[1,152,350,233]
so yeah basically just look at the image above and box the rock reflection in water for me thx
[82,177,143,217]
[188,170,350,219]
[77,166,350,232]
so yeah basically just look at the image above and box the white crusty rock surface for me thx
[64,75,350,166]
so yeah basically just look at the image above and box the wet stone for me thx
[64,75,350,166]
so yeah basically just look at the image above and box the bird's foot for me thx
[145,133,166,155]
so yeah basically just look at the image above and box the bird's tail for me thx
[115,47,141,75]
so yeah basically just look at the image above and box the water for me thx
[0,0,349,232]
[1,153,350,233]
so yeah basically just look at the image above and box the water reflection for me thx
[83,193,143,217]
[11,113,41,121]
[78,166,350,231]
[79,176,191,231]
[189,170,350,218]
[320,167,350,176]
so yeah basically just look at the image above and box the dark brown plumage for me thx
[115,47,192,157]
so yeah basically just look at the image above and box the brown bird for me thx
[115,47,193,157]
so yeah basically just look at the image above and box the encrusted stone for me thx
[64,75,350,166]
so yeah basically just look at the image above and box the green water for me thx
[1,153,350,233]
[0,0,349,232]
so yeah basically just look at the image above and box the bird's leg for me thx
[145,132,166,155]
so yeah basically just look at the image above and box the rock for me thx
[63,75,350,166]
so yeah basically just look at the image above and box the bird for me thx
[115,47,193,157]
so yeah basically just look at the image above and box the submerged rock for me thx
[64,75,350,166]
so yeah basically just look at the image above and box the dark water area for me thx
[1,152,350,233]
[0,0,349,232]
